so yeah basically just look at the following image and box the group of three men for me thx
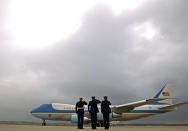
[76,96,111,129]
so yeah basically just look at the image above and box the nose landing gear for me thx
[42,120,46,126]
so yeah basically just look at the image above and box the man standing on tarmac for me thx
[75,97,87,129]
[101,96,111,130]
[88,96,101,129]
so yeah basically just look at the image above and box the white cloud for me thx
[133,21,160,40]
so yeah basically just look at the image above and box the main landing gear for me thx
[42,120,46,126]
[97,121,104,127]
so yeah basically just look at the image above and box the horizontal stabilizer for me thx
[159,101,188,110]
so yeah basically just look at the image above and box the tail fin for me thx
[153,84,173,105]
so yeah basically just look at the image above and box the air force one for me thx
[31,84,188,126]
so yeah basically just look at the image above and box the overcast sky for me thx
[0,0,188,123]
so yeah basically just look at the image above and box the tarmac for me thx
[0,124,188,131]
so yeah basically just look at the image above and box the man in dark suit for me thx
[88,96,101,129]
[76,97,87,129]
[101,96,111,130]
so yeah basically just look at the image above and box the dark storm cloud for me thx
[0,0,188,122]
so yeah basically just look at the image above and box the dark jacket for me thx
[88,100,101,114]
[101,100,111,114]
[76,101,87,115]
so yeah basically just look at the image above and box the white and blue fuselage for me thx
[31,103,172,122]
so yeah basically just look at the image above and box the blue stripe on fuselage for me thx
[132,110,170,113]
[31,104,170,114]
[146,102,169,105]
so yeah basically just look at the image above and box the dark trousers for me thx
[103,113,110,129]
[77,114,84,129]
[90,113,97,129]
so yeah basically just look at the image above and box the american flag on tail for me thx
[162,92,169,96]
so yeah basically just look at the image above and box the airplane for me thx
[30,84,188,126]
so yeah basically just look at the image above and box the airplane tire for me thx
[42,120,46,126]
[100,122,104,127]
[96,122,100,127]
[97,122,104,127]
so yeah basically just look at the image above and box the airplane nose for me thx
[30,104,53,114]
[30,105,44,118]
[30,104,53,119]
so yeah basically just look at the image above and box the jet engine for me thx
[97,112,113,120]
[71,114,78,123]
[71,114,90,123]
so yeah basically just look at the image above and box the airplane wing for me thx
[112,98,167,114]
[159,101,188,110]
